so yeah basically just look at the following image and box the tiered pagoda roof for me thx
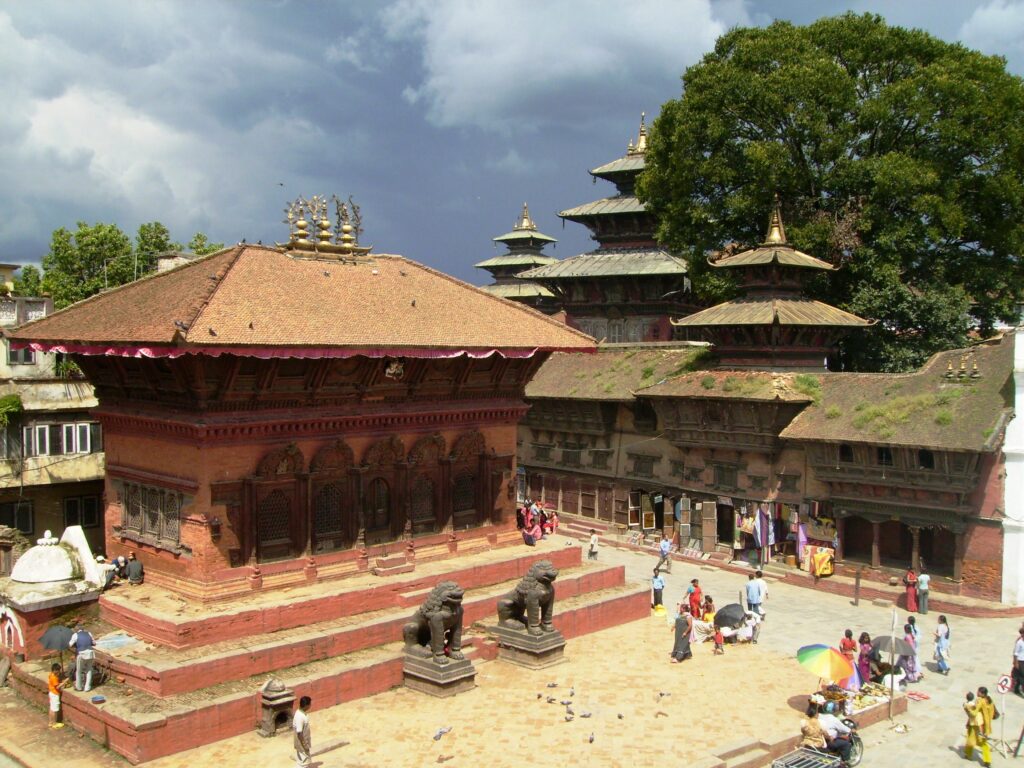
[475,203,557,305]
[518,114,687,283]
[672,198,870,369]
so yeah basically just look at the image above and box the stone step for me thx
[11,580,650,765]
[100,544,583,650]
[99,562,628,698]
[722,747,771,768]
[371,562,415,577]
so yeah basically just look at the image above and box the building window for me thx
[7,346,35,366]
[453,474,476,520]
[560,444,582,467]
[876,447,894,467]
[713,464,738,490]
[22,425,50,457]
[591,450,612,470]
[629,455,656,478]
[64,496,101,528]
[365,478,390,530]
[120,482,183,545]
[62,423,92,454]
[669,460,684,478]
[608,321,624,343]
[838,444,854,463]
[633,400,657,433]
[748,475,767,491]
[777,474,800,493]
[684,465,705,483]
[917,449,935,470]
[21,422,101,458]
[0,500,32,535]
[533,443,552,461]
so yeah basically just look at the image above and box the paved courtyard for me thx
[0,534,1020,767]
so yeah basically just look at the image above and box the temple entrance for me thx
[312,481,351,553]
[841,516,874,562]
[363,477,393,546]
[920,526,956,578]
[256,486,298,562]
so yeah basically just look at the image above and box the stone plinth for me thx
[492,625,566,669]
[402,654,476,697]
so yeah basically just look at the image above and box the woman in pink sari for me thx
[904,568,919,613]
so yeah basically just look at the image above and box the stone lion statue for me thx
[402,580,465,665]
[496,560,559,636]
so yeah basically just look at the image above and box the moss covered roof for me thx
[781,334,1014,451]
[526,344,709,401]
[639,370,819,402]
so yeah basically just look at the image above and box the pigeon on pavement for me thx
[433,727,453,741]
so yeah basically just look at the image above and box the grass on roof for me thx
[793,374,821,403]
[850,388,966,437]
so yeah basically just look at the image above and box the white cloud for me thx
[484,148,534,176]
[380,0,740,131]
[960,0,1024,68]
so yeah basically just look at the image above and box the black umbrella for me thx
[714,603,747,629]
[40,625,74,666]
[871,635,914,658]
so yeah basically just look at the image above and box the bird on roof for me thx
[173,321,189,332]
[208,328,217,336]
[588,733,594,744]
[433,726,452,741]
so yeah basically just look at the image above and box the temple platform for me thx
[8,538,648,764]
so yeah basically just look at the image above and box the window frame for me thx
[0,499,33,535]
[63,495,101,528]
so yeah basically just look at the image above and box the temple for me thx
[475,203,558,312]
[518,114,698,341]
[8,197,596,601]
[672,197,871,370]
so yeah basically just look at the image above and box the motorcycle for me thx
[814,718,863,767]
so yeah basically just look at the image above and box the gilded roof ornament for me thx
[763,193,787,245]
[514,203,537,231]
[627,112,647,155]
[281,195,371,259]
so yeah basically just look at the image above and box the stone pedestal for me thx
[492,625,566,669]
[403,654,476,698]
[256,678,295,737]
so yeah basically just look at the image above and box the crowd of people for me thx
[515,500,559,546]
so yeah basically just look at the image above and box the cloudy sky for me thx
[2,0,1023,285]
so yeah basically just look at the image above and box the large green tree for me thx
[12,265,42,297]
[639,13,1024,371]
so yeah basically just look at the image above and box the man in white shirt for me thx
[917,570,931,614]
[817,704,853,763]
[1013,628,1024,696]
[293,695,312,767]
[752,570,768,619]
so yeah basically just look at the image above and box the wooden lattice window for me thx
[314,484,344,536]
[453,474,475,514]
[365,478,390,530]
[257,490,291,546]
[410,476,435,534]
[120,481,182,545]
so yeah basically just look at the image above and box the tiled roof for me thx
[712,244,835,271]
[559,195,647,220]
[526,344,709,401]
[10,245,595,357]
[474,254,558,270]
[518,248,687,279]
[780,334,1014,451]
[672,297,871,327]
[640,370,817,402]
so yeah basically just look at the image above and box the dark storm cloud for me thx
[0,0,1021,285]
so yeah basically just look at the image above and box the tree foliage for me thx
[38,222,225,309]
[12,265,42,297]
[639,13,1024,371]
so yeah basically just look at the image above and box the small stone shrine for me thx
[492,560,566,668]
[256,677,295,737]
[401,580,476,696]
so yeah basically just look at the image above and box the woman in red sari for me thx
[904,568,919,613]
[687,579,703,618]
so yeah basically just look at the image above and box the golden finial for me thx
[628,112,647,155]
[281,194,371,259]
[515,203,537,231]
[957,356,967,378]
[970,360,980,378]
[764,193,787,245]
[945,361,954,378]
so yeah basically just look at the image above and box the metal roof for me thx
[713,244,835,271]
[518,248,688,279]
[559,195,647,219]
[590,154,645,178]
[479,282,554,298]
[492,228,557,244]
[672,297,871,327]
[474,254,558,269]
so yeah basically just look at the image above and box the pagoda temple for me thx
[518,114,698,342]
[9,197,595,600]
[672,198,871,370]
[475,203,558,312]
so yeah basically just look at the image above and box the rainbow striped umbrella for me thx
[796,644,854,681]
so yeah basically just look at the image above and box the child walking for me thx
[713,628,725,655]
[48,662,65,729]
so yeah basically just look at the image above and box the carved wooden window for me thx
[669,460,684,478]
[453,474,475,514]
[533,444,552,461]
[560,443,582,467]
[257,490,291,547]
[838,444,854,463]
[629,455,656,478]
[410,476,435,534]
[917,449,935,470]
[777,474,800,493]
[120,481,183,545]
[876,447,894,467]
[365,478,390,530]
[314,484,344,537]
[684,465,705,483]
[591,450,612,470]
[713,464,738,490]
